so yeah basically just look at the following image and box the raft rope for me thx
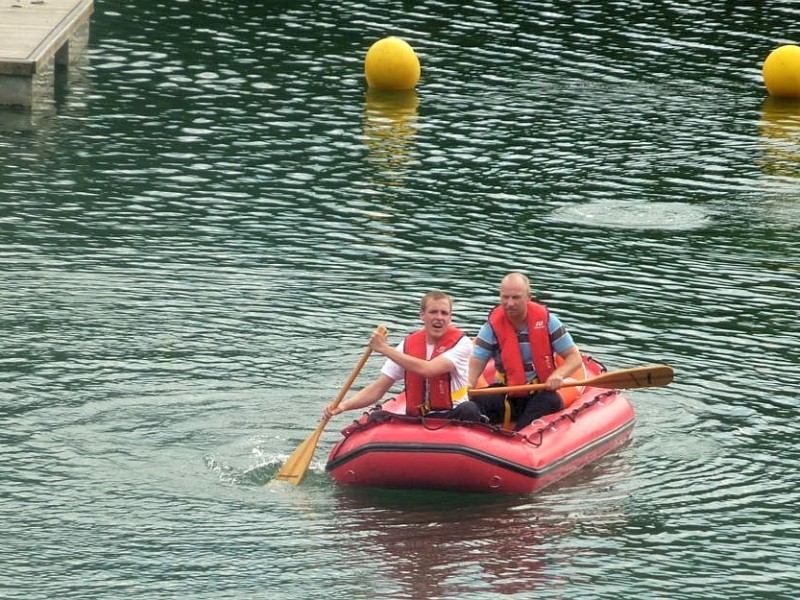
[340,404,513,436]
[339,390,618,441]
[520,391,617,447]
[340,355,614,439]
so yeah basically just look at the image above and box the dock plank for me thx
[0,0,93,74]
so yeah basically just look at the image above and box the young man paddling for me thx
[467,272,583,430]
[324,291,482,421]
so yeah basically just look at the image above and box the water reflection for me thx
[758,96,800,179]
[363,88,419,186]
[0,106,50,131]
[333,487,628,596]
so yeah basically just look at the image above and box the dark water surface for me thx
[2,1,799,598]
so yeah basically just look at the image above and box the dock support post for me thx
[0,0,94,109]
[0,60,55,109]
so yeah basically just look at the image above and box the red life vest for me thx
[403,326,465,416]
[488,301,555,395]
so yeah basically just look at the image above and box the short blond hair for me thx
[420,290,452,312]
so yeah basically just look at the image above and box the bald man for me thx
[468,272,583,430]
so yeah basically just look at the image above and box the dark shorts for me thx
[471,388,563,431]
[425,400,484,422]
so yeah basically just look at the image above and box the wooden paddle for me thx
[273,325,388,485]
[468,364,674,397]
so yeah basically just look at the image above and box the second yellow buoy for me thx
[364,37,420,91]
[763,44,800,98]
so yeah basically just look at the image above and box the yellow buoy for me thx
[364,37,420,91]
[763,44,800,98]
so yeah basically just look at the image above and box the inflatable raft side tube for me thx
[326,416,635,480]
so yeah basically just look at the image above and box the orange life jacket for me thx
[403,326,465,416]
[488,301,555,396]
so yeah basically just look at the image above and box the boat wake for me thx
[551,200,711,230]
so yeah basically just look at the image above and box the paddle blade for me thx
[589,365,674,390]
[274,420,327,485]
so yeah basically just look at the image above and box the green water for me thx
[1,1,799,598]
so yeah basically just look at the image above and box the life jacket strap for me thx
[502,376,539,429]
[420,399,430,416]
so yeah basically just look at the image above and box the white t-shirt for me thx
[380,335,473,404]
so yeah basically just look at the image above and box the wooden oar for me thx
[273,325,388,486]
[468,364,674,397]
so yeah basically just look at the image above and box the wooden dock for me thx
[0,0,93,108]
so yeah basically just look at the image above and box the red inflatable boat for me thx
[326,356,636,495]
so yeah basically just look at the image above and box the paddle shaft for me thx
[468,365,674,397]
[325,325,388,416]
[273,325,387,485]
